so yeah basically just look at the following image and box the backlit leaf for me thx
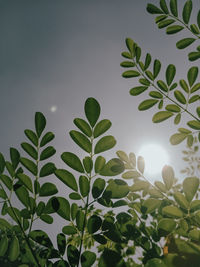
[174,192,189,209]
[153,111,173,123]
[104,179,129,199]
[94,136,116,154]
[158,218,176,235]
[99,158,124,176]
[55,169,78,191]
[94,119,112,138]
[165,104,180,112]
[162,205,183,218]
[162,165,174,190]
[85,98,100,127]
[61,152,84,173]
[142,198,161,214]
[130,86,148,96]
[120,61,135,68]
[158,19,174,29]
[83,156,93,173]
[170,133,187,145]
[138,99,158,110]
[183,177,199,202]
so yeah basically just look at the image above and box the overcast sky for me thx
[0,0,199,242]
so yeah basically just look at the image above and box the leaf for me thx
[145,70,154,80]
[137,156,144,174]
[170,133,187,145]
[190,24,200,34]
[8,236,20,262]
[20,157,37,175]
[125,38,134,55]
[67,245,79,266]
[0,188,7,199]
[39,162,56,177]
[71,203,78,221]
[57,233,66,256]
[142,198,161,214]
[183,177,199,202]
[135,46,141,62]
[162,205,183,218]
[94,136,116,154]
[70,130,92,153]
[130,180,150,192]
[0,236,8,257]
[154,181,167,192]
[188,51,200,61]
[138,99,158,110]
[198,10,200,29]
[174,113,181,124]
[146,3,163,14]
[179,79,189,93]
[182,0,192,24]
[165,104,180,112]
[94,156,106,173]
[174,90,186,104]
[188,95,200,103]
[166,25,184,34]
[158,19,175,29]
[122,171,140,179]
[69,192,82,200]
[35,112,46,138]
[174,192,189,209]
[149,91,163,99]
[104,179,129,199]
[170,0,178,17]
[120,61,135,68]
[122,70,140,78]
[40,146,56,161]
[188,66,198,87]
[0,175,12,190]
[93,119,111,138]
[40,132,55,147]
[62,225,77,235]
[17,173,33,192]
[160,0,169,14]
[187,120,200,130]
[81,251,96,267]
[83,156,93,173]
[153,59,161,78]
[79,176,89,197]
[21,142,38,160]
[85,98,100,127]
[54,197,71,221]
[99,249,123,267]
[166,64,176,86]
[39,182,58,197]
[153,111,173,123]
[87,215,102,234]
[139,78,150,86]
[144,53,151,69]
[162,165,174,190]
[73,118,92,137]
[24,129,38,146]
[113,200,127,208]
[61,152,84,173]
[121,51,132,59]
[29,230,53,248]
[145,258,166,267]
[76,210,85,231]
[99,158,124,176]
[55,169,78,191]
[130,86,148,96]
[176,38,195,49]
[10,148,20,169]
[40,214,53,224]
[92,178,105,198]
[197,107,200,117]
[0,153,5,174]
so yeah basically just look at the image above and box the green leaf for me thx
[0,153,5,174]
[39,162,56,177]
[99,158,125,176]
[61,152,84,173]
[0,175,12,190]
[170,133,187,145]
[170,0,178,17]
[183,177,199,202]
[8,236,20,262]
[166,64,176,86]
[153,59,161,78]
[92,178,105,198]
[73,118,92,137]
[55,169,78,191]
[154,181,167,192]
[188,229,200,241]
[6,207,21,223]
[174,90,186,104]
[182,0,192,24]
[135,46,141,62]
[104,179,129,199]
[29,230,53,248]
[157,219,176,235]
[62,225,77,235]
[20,157,37,175]
[153,111,173,123]
[187,120,200,130]
[69,192,82,200]
[10,148,20,169]
[125,38,134,55]
[71,203,78,221]
[122,70,140,78]
[155,15,168,23]
[162,165,174,190]
[70,130,92,153]
[122,171,140,179]
[81,251,96,267]
[174,113,181,124]
[147,3,163,14]
[57,233,66,256]
[113,200,127,208]
[67,245,79,266]
[94,136,116,154]
[145,70,154,80]
[188,51,200,61]
[176,38,195,49]
[157,80,168,92]
[145,258,166,267]
[79,176,89,197]
[190,24,200,34]
[21,142,38,160]
[0,188,7,199]
[85,98,100,127]
[93,119,112,138]
[17,173,33,192]
[166,25,184,34]
[83,156,93,173]
[174,192,189,209]
[87,215,102,234]
[0,236,8,257]
[35,112,46,138]
[142,198,161,214]
[24,129,38,147]
[121,51,132,59]
[116,150,129,163]
[130,86,148,96]
[40,132,55,147]
[95,156,106,173]
[137,156,144,174]
[144,53,151,69]
[198,10,200,29]
[188,95,200,103]
[120,61,135,68]
[99,249,123,267]
[139,78,150,86]
[197,107,200,117]
[162,205,183,218]
[138,99,158,110]
[179,79,189,93]
[39,182,58,197]
[165,104,180,112]
[160,0,169,14]
[40,214,53,224]
[158,19,175,29]
[149,91,163,99]
[130,180,150,192]
[76,210,85,231]
[188,66,198,87]
[54,197,71,221]
[40,146,56,161]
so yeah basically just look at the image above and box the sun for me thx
[138,143,169,177]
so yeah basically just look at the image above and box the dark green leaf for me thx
[153,59,161,78]
[166,25,184,34]
[135,46,141,62]
[69,192,82,200]
[145,258,166,267]
[153,111,173,123]
[81,251,96,267]
[190,24,200,34]
[145,70,154,80]
[94,136,116,154]
[174,90,186,104]
[67,245,79,266]
[0,174,12,190]
[0,236,8,257]
[40,214,53,224]
[93,119,112,138]
[36,201,45,216]
[79,176,89,197]
[85,98,100,127]
[93,234,107,244]
[157,80,168,92]
[10,148,20,169]
[130,86,148,96]
[61,152,84,173]
[166,64,176,86]
[40,132,55,147]
[21,142,37,160]
[182,0,192,24]
[94,156,106,173]
[0,188,7,199]
[188,66,198,87]
[24,129,38,147]
[188,51,200,61]
[39,162,56,177]
[113,200,127,207]
[155,14,167,23]
[176,38,195,49]
[17,173,33,192]
[51,197,70,220]
[87,215,102,234]
[179,79,189,92]
[55,169,78,191]
[70,130,92,153]
[62,225,77,235]
[189,95,200,103]
[139,78,150,86]
[120,61,135,68]
[39,182,58,197]
[57,233,66,256]
[8,236,20,262]
[147,3,163,14]
[122,70,140,78]
[160,0,169,14]
[99,158,125,176]
[92,178,105,198]
[99,249,123,267]
[197,106,200,117]
[138,99,158,110]
[76,210,85,231]
[187,120,200,130]
[20,157,37,175]
[144,53,151,69]
[158,19,175,28]
[35,112,46,138]
[40,146,56,161]
[170,0,178,17]
[29,230,53,248]
[73,118,92,137]
[0,153,5,174]
[183,177,199,202]
[6,207,21,223]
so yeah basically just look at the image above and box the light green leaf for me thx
[79,176,89,197]
[99,158,124,176]
[40,132,55,147]
[179,79,189,93]
[162,165,174,190]
[170,133,187,145]
[188,229,200,241]
[157,80,168,92]
[158,19,175,29]
[138,99,158,110]
[137,156,144,174]
[105,179,129,199]
[94,156,106,173]
[81,251,96,267]
[20,157,37,175]
[125,38,134,55]
[142,198,161,214]
[183,176,199,202]
[166,25,184,34]
[39,162,56,177]
[174,192,189,209]
[182,0,192,24]
[61,152,84,173]
[165,104,180,112]
[122,171,140,179]
[120,61,135,68]
[122,70,140,78]
[166,64,176,86]
[174,90,186,104]
[93,119,112,138]
[24,129,38,147]
[92,178,105,198]
[8,236,20,262]
[149,91,163,99]
[40,146,56,161]
[174,113,181,124]
[162,205,183,218]
[55,169,78,191]
[73,118,92,137]
[130,86,148,96]
[83,156,93,173]
[70,130,92,153]
[187,120,200,130]
[85,98,100,127]
[153,111,173,123]
[35,112,46,138]
[94,136,116,154]
[176,38,195,49]
[39,182,58,197]
[154,181,167,192]
[158,218,176,236]
[188,66,198,87]
[130,181,150,192]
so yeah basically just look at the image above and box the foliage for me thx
[0,0,200,266]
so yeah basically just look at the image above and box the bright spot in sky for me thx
[138,144,169,177]
[50,105,57,112]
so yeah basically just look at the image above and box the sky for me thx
[0,0,199,243]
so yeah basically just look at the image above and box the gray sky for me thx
[0,0,199,243]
